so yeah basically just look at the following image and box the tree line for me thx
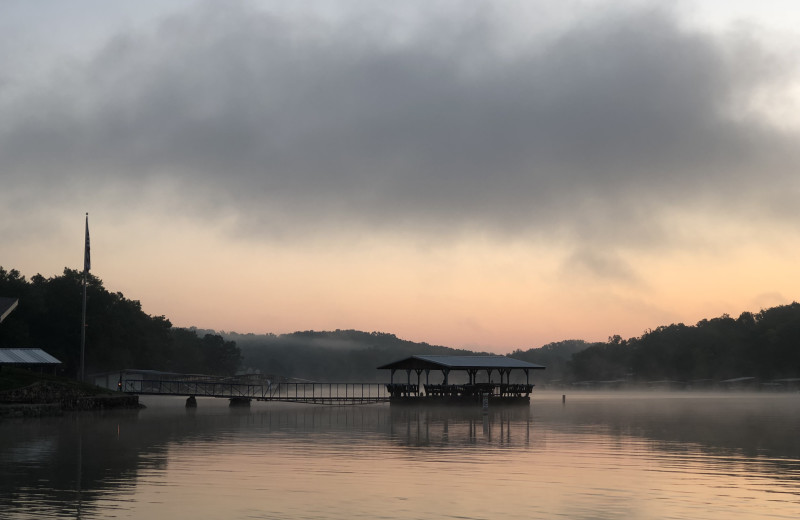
[0,267,241,377]
[566,306,800,383]
[4,266,799,384]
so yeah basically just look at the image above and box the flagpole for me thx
[80,213,90,382]
[80,272,86,382]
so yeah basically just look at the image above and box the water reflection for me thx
[0,410,157,519]
[1,393,799,519]
[546,393,800,459]
[387,406,533,447]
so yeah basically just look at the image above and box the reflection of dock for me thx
[119,370,389,405]
[389,406,534,446]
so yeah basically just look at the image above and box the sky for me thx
[2,0,800,353]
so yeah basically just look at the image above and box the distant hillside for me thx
[209,301,800,385]
[195,329,489,382]
[569,304,800,384]
[509,339,600,383]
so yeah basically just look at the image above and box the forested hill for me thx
[510,340,601,382]
[569,305,800,383]
[197,330,594,382]
[195,329,488,382]
[208,304,800,384]
[0,267,241,377]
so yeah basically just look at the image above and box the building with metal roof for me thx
[0,348,62,369]
[378,355,545,405]
[1,298,62,374]
[0,348,62,366]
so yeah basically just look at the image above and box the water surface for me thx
[1,392,798,519]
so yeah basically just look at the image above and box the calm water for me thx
[1,392,799,519]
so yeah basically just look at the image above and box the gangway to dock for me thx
[118,371,389,405]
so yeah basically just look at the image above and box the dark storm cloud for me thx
[2,2,798,246]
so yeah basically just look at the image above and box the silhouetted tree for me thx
[0,266,241,376]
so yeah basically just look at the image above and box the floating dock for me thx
[114,355,545,407]
[378,355,545,406]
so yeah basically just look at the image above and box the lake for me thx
[1,391,799,519]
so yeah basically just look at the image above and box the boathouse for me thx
[0,298,63,374]
[378,355,545,405]
[0,348,62,374]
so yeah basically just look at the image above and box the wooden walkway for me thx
[119,373,389,405]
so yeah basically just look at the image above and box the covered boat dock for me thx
[378,355,545,405]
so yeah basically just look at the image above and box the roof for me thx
[377,355,545,371]
[0,348,62,365]
[0,297,19,323]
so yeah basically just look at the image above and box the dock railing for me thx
[119,373,390,405]
[423,383,534,398]
[266,382,390,404]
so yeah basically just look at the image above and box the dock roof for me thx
[378,355,545,371]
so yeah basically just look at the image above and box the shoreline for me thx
[0,394,142,418]
[0,379,142,418]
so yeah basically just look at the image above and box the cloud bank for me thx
[2,1,798,253]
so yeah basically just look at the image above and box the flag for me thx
[84,213,91,273]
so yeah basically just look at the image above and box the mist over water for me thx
[1,392,799,519]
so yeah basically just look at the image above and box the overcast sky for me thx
[3,0,800,352]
